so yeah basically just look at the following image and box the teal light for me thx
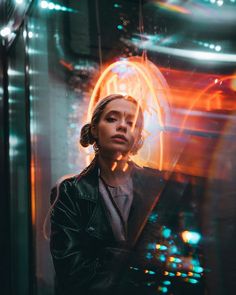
[130,266,139,271]
[192,273,201,278]
[40,1,75,12]
[114,3,121,8]
[191,258,200,266]
[157,244,168,251]
[163,280,171,286]
[117,25,123,30]
[162,227,171,238]
[161,286,168,293]
[187,278,198,284]
[170,245,178,254]
[182,230,201,245]
[171,263,177,268]
[148,270,156,275]
[192,266,204,273]
[147,243,156,250]
[159,254,166,262]
[148,212,158,223]
[168,272,175,277]
[146,252,153,260]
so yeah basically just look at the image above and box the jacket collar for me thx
[77,157,167,246]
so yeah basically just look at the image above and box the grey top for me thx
[99,175,133,241]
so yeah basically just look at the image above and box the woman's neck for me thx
[98,153,132,187]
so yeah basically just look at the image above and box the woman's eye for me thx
[127,121,134,127]
[106,117,116,122]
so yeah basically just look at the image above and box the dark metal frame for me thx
[0,1,36,294]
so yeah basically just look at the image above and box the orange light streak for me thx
[116,154,123,161]
[180,75,236,131]
[111,161,118,171]
[206,91,222,111]
[31,157,36,226]
[122,162,129,172]
[158,3,190,15]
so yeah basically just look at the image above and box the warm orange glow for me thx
[169,257,175,262]
[78,63,236,178]
[180,75,236,131]
[188,272,193,276]
[59,59,73,71]
[88,56,171,171]
[206,91,222,111]
[176,272,182,276]
[111,161,118,171]
[30,157,36,225]
[156,244,161,249]
[116,154,123,161]
[122,162,129,172]
[164,271,169,275]
[158,2,190,15]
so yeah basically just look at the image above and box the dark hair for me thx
[80,94,144,153]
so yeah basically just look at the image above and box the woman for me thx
[50,94,166,295]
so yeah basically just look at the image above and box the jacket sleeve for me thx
[50,179,119,295]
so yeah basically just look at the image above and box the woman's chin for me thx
[100,148,130,159]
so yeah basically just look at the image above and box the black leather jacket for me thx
[50,159,167,295]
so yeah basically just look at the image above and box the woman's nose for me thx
[116,119,127,132]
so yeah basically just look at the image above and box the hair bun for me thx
[80,123,95,147]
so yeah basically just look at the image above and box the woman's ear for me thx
[91,125,98,140]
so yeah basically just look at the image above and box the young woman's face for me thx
[93,99,142,157]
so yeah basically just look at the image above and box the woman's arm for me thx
[50,179,116,295]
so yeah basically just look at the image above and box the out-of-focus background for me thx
[0,1,235,294]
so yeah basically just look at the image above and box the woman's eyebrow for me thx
[105,110,135,118]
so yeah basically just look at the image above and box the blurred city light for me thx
[0,27,11,37]
[182,231,201,245]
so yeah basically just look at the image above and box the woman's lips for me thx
[111,135,128,143]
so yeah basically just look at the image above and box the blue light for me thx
[117,25,123,30]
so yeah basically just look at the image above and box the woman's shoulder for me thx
[52,159,98,192]
[133,162,165,178]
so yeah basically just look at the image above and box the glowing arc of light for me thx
[89,60,165,170]
[180,75,236,131]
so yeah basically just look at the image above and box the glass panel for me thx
[8,30,30,295]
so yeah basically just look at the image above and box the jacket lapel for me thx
[127,167,167,247]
